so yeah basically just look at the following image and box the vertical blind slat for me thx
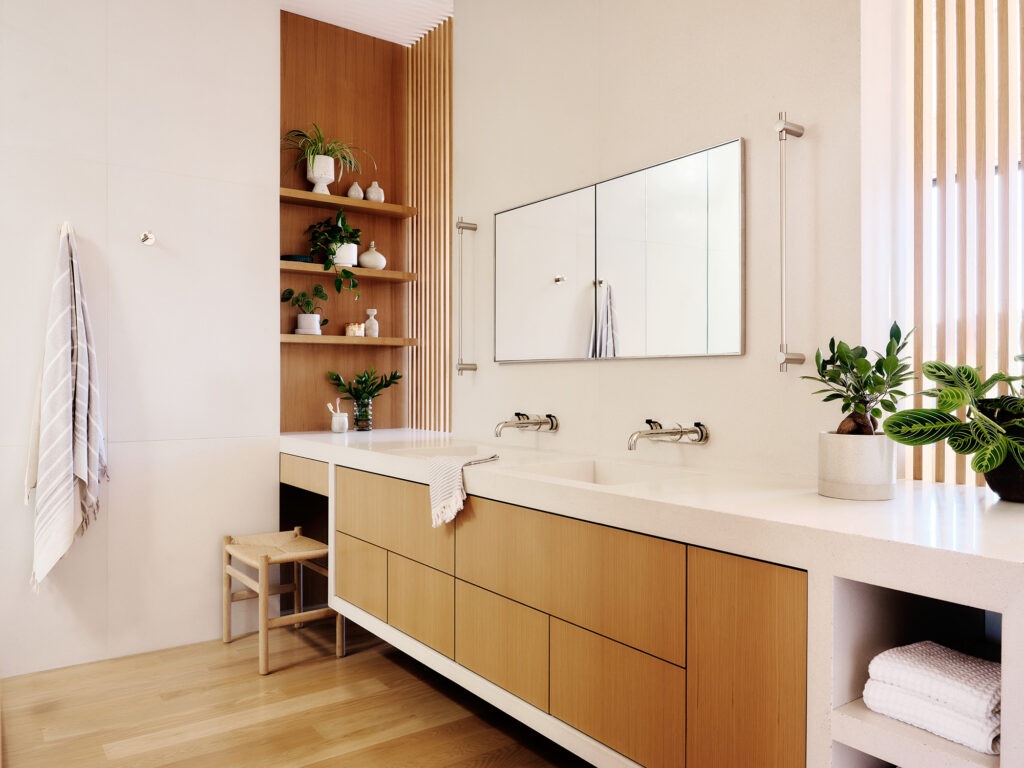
[913,0,926,481]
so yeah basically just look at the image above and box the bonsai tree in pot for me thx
[308,209,361,298]
[883,359,1024,501]
[802,322,915,500]
[281,123,374,195]
[328,366,402,431]
[281,284,329,334]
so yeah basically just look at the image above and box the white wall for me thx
[0,0,280,677]
[452,0,862,477]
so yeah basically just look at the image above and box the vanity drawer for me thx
[387,553,454,658]
[280,454,328,496]
[550,618,685,768]
[336,467,454,573]
[455,580,549,711]
[455,496,686,665]
[334,532,387,620]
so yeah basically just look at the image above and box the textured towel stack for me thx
[863,641,1001,755]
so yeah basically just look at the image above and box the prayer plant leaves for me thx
[971,435,1008,474]
[935,387,971,413]
[947,424,983,455]
[883,409,963,446]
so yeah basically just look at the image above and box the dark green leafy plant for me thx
[802,322,916,434]
[883,361,1024,473]
[307,210,361,298]
[328,366,402,401]
[281,123,375,180]
[281,285,329,327]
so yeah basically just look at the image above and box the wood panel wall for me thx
[408,19,453,431]
[280,12,410,432]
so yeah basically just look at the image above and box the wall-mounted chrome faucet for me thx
[494,412,559,437]
[627,419,709,451]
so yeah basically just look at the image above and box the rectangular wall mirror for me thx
[494,138,743,362]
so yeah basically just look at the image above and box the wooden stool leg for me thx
[336,613,346,658]
[293,561,302,629]
[222,536,232,643]
[258,554,270,675]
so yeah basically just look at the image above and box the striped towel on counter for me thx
[24,222,108,585]
[428,454,498,527]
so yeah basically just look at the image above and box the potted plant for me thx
[327,366,402,431]
[281,285,329,335]
[883,359,1024,502]
[308,210,361,298]
[281,123,373,195]
[802,323,915,500]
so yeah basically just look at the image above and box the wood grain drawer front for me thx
[334,532,387,620]
[280,454,329,496]
[335,467,454,573]
[454,580,549,711]
[687,547,807,768]
[550,619,685,768]
[455,496,686,665]
[387,553,454,658]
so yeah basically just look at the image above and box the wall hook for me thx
[140,231,156,246]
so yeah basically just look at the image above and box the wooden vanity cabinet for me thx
[280,454,328,495]
[687,546,807,768]
[334,532,387,620]
[387,553,454,657]
[335,467,454,573]
[455,495,686,666]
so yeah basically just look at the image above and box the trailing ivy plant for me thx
[327,366,402,401]
[883,362,1024,474]
[802,322,916,434]
[307,209,361,298]
[280,123,375,180]
[281,284,329,326]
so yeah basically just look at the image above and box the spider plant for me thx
[281,124,375,181]
[281,284,329,326]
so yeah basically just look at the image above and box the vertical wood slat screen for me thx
[409,19,453,431]
[911,0,1023,483]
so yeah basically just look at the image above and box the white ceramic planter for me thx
[818,431,895,501]
[295,313,322,334]
[332,242,358,267]
[306,155,334,194]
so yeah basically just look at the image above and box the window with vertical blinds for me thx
[910,0,1023,483]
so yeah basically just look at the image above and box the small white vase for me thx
[366,181,385,203]
[347,181,364,199]
[332,242,358,267]
[306,155,334,195]
[358,241,386,270]
[818,432,896,501]
[365,309,379,337]
[295,313,322,334]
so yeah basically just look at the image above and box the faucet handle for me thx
[514,412,528,420]
[645,419,664,430]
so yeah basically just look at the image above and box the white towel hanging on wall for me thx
[24,222,108,585]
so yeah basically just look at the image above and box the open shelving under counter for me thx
[279,260,415,282]
[280,334,415,347]
[832,698,1000,768]
[280,187,417,219]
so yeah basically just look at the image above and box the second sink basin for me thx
[508,458,680,487]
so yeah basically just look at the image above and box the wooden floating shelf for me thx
[280,187,417,219]
[279,261,416,282]
[280,334,415,347]
[831,698,999,768]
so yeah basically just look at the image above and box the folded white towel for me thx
[428,454,498,527]
[864,678,1000,755]
[868,641,1000,722]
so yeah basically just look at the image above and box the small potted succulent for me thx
[327,366,402,431]
[281,123,373,195]
[884,359,1024,502]
[308,210,361,298]
[802,323,915,500]
[281,284,329,335]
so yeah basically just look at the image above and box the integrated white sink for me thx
[508,458,682,487]
[385,445,485,458]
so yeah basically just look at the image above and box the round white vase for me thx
[332,242,358,267]
[306,155,334,195]
[366,181,385,203]
[347,181,364,199]
[818,432,896,501]
[295,313,322,334]
[358,241,386,270]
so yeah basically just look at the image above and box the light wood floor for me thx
[1,620,590,768]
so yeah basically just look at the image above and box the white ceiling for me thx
[280,0,453,47]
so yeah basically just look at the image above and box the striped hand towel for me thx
[24,222,108,585]
[428,454,498,527]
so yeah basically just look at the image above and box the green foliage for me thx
[281,284,329,326]
[802,322,916,432]
[327,366,402,401]
[307,209,362,299]
[883,360,1024,474]
[280,123,375,180]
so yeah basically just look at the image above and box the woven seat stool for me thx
[222,527,345,674]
